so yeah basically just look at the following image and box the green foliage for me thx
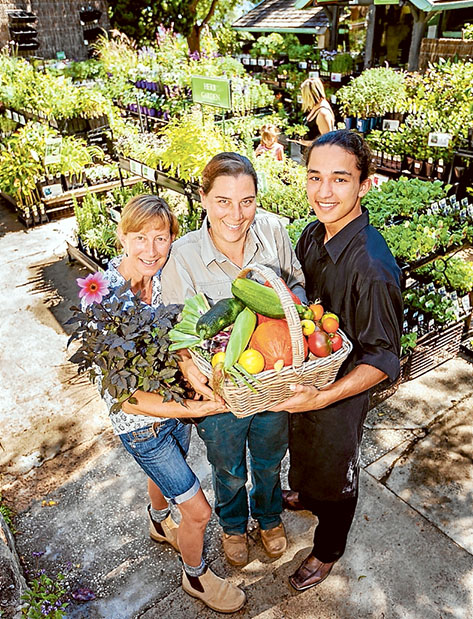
[0,52,109,120]
[463,23,473,40]
[417,257,473,294]
[285,216,317,247]
[0,493,16,534]
[362,177,448,228]
[400,331,418,356]
[21,572,68,618]
[403,287,458,325]
[0,122,104,207]
[337,67,408,117]
[158,110,237,182]
[67,283,187,411]
[254,154,309,220]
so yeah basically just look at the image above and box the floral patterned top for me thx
[99,255,169,435]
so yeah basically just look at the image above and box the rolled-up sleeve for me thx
[354,280,402,383]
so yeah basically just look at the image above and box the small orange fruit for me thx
[321,312,339,334]
[309,303,324,322]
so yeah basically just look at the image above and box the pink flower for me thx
[77,272,109,306]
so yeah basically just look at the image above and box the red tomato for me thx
[330,333,343,352]
[308,330,332,357]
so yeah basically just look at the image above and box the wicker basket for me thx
[189,263,353,417]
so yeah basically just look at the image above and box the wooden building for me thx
[0,0,110,60]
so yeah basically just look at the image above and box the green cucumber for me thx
[196,297,245,340]
[231,277,311,320]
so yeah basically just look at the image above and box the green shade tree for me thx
[108,0,242,52]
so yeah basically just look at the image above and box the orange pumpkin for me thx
[250,319,308,370]
[257,280,302,325]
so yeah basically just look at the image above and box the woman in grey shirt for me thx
[161,152,306,568]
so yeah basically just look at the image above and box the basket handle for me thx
[237,263,306,369]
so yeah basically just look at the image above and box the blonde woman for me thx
[97,194,246,614]
[301,77,335,139]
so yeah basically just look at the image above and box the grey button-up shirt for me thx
[161,212,306,305]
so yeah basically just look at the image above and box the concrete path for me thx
[1,202,472,618]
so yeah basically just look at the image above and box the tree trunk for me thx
[364,2,376,69]
[187,25,201,53]
[408,4,428,71]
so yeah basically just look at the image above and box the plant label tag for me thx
[44,137,62,165]
[42,183,63,198]
[462,295,471,311]
[449,195,457,205]
[461,197,469,207]
[12,111,19,123]
[250,58,257,65]
[5,108,12,119]
[18,114,26,125]
[299,62,307,69]
[467,205,473,218]
[297,94,303,104]
[266,59,273,66]
[428,132,452,148]
[373,173,390,187]
[382,119,400,131]
[331,94,337,104]
[309,71,319,79]
[242,58,249,65]
[129,159,143,177]
[258,58,265,66]
[331,72,342,82]
[142,164,155,182]
[439,198,447,209]
[286,82,294,89]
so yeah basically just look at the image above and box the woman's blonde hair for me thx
[301,77,326,112]
[118,194,179,238]
[260,124,280,142]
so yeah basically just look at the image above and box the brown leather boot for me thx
[260,523,287,558]
[222,532,249,567]
[289,554,336,591]
[182,566,246,613]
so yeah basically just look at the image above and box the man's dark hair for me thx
[306,130,374,182]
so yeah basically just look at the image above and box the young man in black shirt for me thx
[273,130,402,591]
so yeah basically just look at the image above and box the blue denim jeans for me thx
[196,411,288,534]
[119,419,199,504]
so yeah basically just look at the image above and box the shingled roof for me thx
[232,0,329,34]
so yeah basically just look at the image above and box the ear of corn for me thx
[223,307,257,371]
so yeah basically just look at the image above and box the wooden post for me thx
[364,2,377,69]
[408,4,430,71]
[323,6,340,51]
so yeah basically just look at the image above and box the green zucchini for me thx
[231,277,312,320]
[196,297,245,340]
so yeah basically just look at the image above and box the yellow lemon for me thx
[238,349,265,374]
[211,351,226,367]
[301,319,316,336]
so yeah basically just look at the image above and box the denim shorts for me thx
[119,418,200,504]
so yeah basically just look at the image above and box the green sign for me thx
[56,51,66,60]
[191,75,231,110]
